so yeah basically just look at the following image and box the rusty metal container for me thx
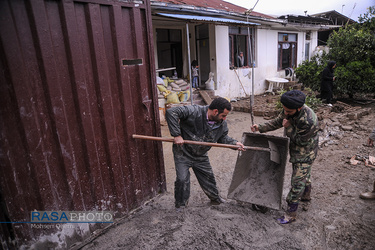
[0,0,165,247]
[228,132,289,210]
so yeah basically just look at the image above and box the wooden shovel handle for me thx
[132,134,270,152]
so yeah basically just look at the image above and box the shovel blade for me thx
[227,132,289,210]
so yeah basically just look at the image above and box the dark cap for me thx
[280,90,306,109]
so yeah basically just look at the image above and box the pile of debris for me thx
[318,101,371,146]
[349,154,375,168]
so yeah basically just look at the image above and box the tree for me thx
[328,27,375,68]
[358,6,375,33]
[295,6,375,98]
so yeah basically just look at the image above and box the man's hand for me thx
[174,136,184,145]
[236,142,246,151]
[251,124,259,132]
[282,119,291,128]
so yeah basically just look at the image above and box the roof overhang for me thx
[156,13,260,26]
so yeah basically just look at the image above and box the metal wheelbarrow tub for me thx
[227,132,289,210]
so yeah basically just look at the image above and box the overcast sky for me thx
[225,0,374,21]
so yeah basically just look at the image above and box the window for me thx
[229,26,255,68]
[278,33,297,70]
[305,42,310,61]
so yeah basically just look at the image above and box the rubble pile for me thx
[317,101,372,147]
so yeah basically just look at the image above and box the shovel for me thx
[132,134,280,164]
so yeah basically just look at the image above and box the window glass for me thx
[229,26,255,68]
[278,34,287,41]
[169,29,181,42]
[288,34,297,42]
[157,29,169,42]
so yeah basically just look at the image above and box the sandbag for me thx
[167,77,175,83]
[156,76,164,85]
[163,90,171,98]
[170,82,179,89]
[163,79,169,86]
[157,84,167,93]
[176,80,188,86]
[178,90,190,102]
[166,92,180,104]
[180,85,190,91]
[205,72,215,90]
[175,79,185,85]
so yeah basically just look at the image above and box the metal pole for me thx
[186,23,193,105]
[247,18,255,125]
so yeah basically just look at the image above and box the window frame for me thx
[277,33,298,71]
[229,26,255,69]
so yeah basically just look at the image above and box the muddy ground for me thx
[81,95,375,250]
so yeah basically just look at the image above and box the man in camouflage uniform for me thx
[251,90,319,224]
[166,97,245,209]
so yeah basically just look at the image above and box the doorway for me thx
[156,29,183,78]
[196,24,210,86]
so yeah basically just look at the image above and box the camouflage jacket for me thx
[166,105,237,157]
[259,105,319,164]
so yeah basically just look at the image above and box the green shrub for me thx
[295,53,327,91]
[334,60,375,97]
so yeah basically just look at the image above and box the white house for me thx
[151,0,340,99]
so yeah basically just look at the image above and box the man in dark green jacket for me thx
[251,90,319,224]
[166,97,245,208]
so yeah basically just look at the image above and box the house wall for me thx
[256,29,279,92]
[213,26,319,99]
[151,18,319,100]
[214,26,253,99]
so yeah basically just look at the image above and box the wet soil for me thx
[82,95,375,250]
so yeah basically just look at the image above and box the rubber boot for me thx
[301,185,311,211]
[301,185,311,202]
[359,181,375,200]
[210,196,226,205]
[277,203,298,224]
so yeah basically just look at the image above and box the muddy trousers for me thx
[286,162,312,205]
[173,149,219,208]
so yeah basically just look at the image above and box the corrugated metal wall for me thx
[0,0,165,247]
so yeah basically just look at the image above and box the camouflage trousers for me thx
[172,146,220,208]
[286,162,312,204]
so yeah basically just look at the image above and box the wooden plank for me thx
[199,90,213,105]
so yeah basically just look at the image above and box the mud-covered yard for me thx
[81,97,375,250]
